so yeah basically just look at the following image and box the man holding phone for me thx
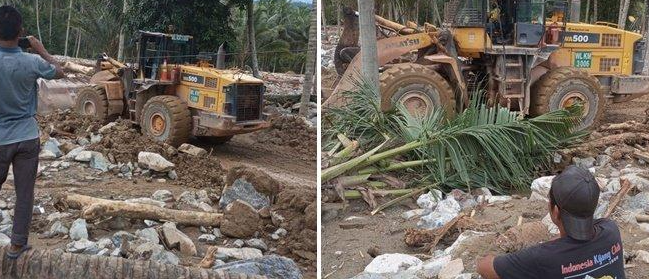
[0,5,64,259]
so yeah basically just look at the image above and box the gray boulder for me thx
[219,179,270,210]
[69,218,88,240]
[212,255,302,279]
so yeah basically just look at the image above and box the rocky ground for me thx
[321,94,649,278]
[1,109,316,279]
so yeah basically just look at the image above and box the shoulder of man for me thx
[493,239,561,278]
[25,52,58,80]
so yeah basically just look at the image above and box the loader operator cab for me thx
[454,0,562,47]
[133,31,197,80]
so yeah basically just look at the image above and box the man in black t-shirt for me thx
[477,165,625,279]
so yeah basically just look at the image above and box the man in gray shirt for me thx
[0,5,64,259]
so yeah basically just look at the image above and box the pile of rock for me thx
[35,180,302,279]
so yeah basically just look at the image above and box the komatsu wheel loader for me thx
[326,0,649,129]
[76,31,270,146]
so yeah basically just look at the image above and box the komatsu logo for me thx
[562,32,600,44]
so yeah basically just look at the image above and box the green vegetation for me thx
[323,0,648,30]
[323,81,584,194]
[7,0,312,73]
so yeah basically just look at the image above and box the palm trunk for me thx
[63,0,72,56]
[336,0,341,36]
[321,0,327,40]
[35,0,42,41]
[643,0,649,75]
[585,0,591,23]
[74,28,81,58]
[246,0,260,78]
[0,247,262,279]
[117,0,127,61]
[48,0,53,45]
[358,0,379,87]
[299,1,317,116]
[593,0,598,22]
[432,0,442,27]
[619,0,630,29]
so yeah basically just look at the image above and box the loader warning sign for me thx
[574,52,592,68]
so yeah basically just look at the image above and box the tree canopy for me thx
[7,0,311,73]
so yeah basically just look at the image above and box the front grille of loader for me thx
[235,85,262,122]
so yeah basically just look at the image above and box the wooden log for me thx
[56,194,223,227]
[636,214,649,223]
[604,178,633,218]
[62,61,94,75]
[0,246,265,279]
[633,148,649,162]
[600,121,649,133]
[374,14,418,34]
[563,133,649,154]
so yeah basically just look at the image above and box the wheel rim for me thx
[397,91,435,117]
[149,113,167,136]
[83,100,96,116]
[559,91,589,116]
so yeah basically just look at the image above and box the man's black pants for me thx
[0,138,39,246]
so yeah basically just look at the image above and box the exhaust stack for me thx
[216,43,226,70]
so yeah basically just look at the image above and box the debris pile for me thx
[255,115,317,159]
[35,111,226,189]
[2,163,313,278]
[324,119,649,278]
[262,72,304,96]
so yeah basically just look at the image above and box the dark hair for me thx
[0,6,22,41]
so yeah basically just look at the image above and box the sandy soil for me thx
[321,95,649,279]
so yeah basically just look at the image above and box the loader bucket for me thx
[37,77,90,115]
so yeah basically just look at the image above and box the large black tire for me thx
[379,63,456,118]
[75,85,109,122]
[197,136,234,145]
[531,67,604,130]
[141,95,192,147]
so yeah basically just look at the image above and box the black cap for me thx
[549,165,600,241]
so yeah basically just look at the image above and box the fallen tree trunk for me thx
[600,121,649,133]
[636,214,649,223]
[55,194,223,226]
[0,247,265,279]
[563,133,649,154]
[62,61,94,75]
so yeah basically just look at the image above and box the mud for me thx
[271,187,318,268]
[36,110,103,140]
[254,115,317,160]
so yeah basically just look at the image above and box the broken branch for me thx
[604,179,633,218]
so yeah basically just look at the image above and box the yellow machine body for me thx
[547,22,643,76]
[174,65,264,114]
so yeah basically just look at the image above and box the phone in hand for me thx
[18,37,31,49]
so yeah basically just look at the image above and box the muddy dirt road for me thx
[200,133,316,190]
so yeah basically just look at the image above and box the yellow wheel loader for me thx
[76,31,270,146]
[326,0,649,129]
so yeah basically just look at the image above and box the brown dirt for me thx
[270,187,318,270]
[37,113,227,190]
[251,115,317,161]
[36,109,103,140]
